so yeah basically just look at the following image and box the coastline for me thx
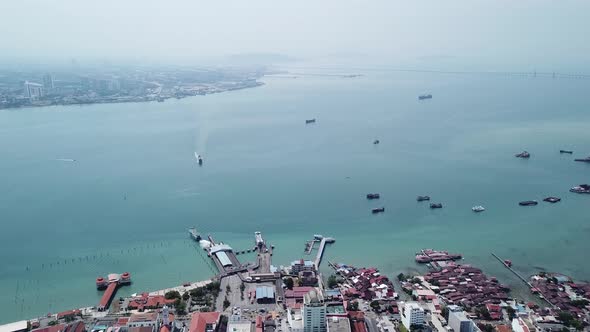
[0,81,264,111]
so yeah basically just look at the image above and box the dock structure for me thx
[491,253,556,308]
[314,237,335,269]
[96,272,131,311]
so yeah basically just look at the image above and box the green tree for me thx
[441,306,449,320]
[370,300,380,311]
[190,287,205,298]
[240,283,246,292]
[226,284,231,293]
[506,306,516,319]
[284,277,294,290]
[175,300,187,315]
[346,301,359,311]
[411,277,422,285]
[397,273,406,281]
[165,290,181,300]
[327,275,338,289]
[182,291,190,301]
[223,297,231,310]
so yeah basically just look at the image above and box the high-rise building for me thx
[401,302,424,330]
[43,74,54,90]
[449,311,474,332]
[24,81,44,99]
[302,288,326,332]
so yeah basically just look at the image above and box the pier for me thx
[96,272,131,311]
[314,237,335,269]
[491,253,556,308]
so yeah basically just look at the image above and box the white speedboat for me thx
[472,206,485,212]
[194,152,203,165]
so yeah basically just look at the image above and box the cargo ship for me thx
[188,227,202,241]
[372,207,385,214]
[574,156,590,163]
[519,200,538,206]
[415,249,462,263]
[559,150,573,154]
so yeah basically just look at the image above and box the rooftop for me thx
[327,317,351,332]
[0,321,28,332]
[129,312,158,323]
[189,312,221,332]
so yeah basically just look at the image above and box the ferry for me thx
[472,205,485,212]
[418,94,432,100]
[188,227,202,241]
[570,184,590,194]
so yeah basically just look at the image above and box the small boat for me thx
[417,195,430,202]
[372,207,385,214]
[559,150,573,154]
[570,184,590,194]
[430,203,443,209]
[515,151,530,158]
[472,206,485,212]
[194,152,203,166]
[519,200,538,206]
[418,94,432,100]
[366,193,380,200]
[543,197,561,203]
[504,260,512,267]
[373,139,380,145]
[574,156,590,163]
[305,119,316,124]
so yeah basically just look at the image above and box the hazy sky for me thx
[2,0,589,68]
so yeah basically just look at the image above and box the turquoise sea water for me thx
[1,70,590,323]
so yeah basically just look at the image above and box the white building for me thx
[287,306,304,332]
[291,259,315,274]
[449,311,474,332]
[24,81,44,99]
[512,318,530,332]
[401,302,425,330]
[303,288,326,332]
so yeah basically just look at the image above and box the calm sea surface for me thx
[1,70,589,323]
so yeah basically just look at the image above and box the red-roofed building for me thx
[495,325,511,332]
[56,310,81,320]
[128,293,176,311]
[348,311,367,332]
[32,324,67,332]
[189,312,221,332]
[256,316,264,332]
[64,321,85,332]
[485,304,502,320]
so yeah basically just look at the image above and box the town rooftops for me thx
[129,312,158,323]
[32,324,67,332]
[190,312,221,332]
[256,286,275,299]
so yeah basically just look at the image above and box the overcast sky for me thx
[1,0,589,68]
